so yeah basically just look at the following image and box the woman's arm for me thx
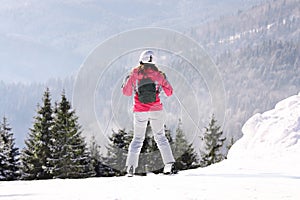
[159,72,173,97]
[122,69,137,96]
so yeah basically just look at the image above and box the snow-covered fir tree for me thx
[21,88,54,180]
[200,115,226,167]
[225,137,235,159]
[89,135,113,177]
[173,119,198,170]
[89,135,101,176]
[105,129,132,176]
[47,92,95,179]
[0,116,20,181]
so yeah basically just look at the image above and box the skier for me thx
[122,50,176,176]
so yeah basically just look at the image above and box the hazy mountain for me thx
[189,0,299,141]
[0,0,263,83]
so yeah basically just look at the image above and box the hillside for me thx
[190,0,300,141]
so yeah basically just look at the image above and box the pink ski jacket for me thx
[122,66,173,112]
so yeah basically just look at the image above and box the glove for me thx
[159,71,166,79]
[121,75,130,88]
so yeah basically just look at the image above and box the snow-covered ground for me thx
[1,92,300,200]
[1,173,299,200]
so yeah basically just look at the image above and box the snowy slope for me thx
[1,92,300,200]
[225,92,300,175]
[1,175,299,200]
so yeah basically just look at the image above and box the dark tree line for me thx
[93,116,228,176]
[97,120,199,177]
[0,88,228,180]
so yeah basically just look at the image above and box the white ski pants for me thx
[126,110,175,168]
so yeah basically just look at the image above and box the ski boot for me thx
[163,163,178,175]
[127,166,135,177]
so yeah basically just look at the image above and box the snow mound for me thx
[227,92,300,174]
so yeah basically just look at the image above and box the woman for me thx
[122,50,175,176]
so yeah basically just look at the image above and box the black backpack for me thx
[137,77,157,104]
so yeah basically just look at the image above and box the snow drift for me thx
[225,92,300,175]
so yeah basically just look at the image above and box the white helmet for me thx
[139,50,156,64]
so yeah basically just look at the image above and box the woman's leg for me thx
[149,111,175,165]
[126,112,148,169]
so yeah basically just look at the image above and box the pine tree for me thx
[173,119,198,170]
[105,129,132,176]
[224,137,235,159]
[200,114,226,167]
[226,137,235,151]
[89,135,111,177]
[21,88,54,180]
[47,92,95,179]
[0,117,20,181]
[89,135,101,176]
